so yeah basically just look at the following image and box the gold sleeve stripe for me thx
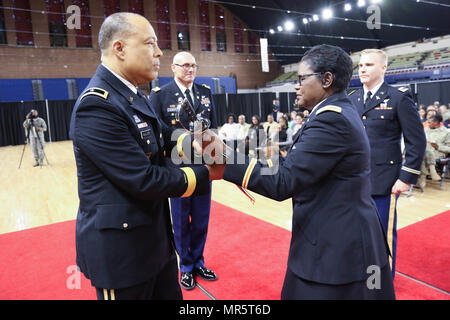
[177,133,189,158]
[401,166,420,175]
[267,159,273,168]
[242,158,257,189]
[180,167,196,197]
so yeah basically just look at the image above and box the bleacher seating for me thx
[275,46,450,87]
[422,47,450,66]
[267,71,297,85]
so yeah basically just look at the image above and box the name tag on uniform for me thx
[167,105,177,112]
[137,122,148,129]
[140,129,153,140]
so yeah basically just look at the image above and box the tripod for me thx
[18,119,50,169]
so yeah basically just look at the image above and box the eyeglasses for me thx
[174,63,199,71]
[297,72,323,85]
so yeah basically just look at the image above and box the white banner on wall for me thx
[260,38,269,73]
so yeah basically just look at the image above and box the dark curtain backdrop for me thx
[0,102,24,147]
[417,81,450,106]
[259,92,276,122]
[227,93,260,123]
[212,94,227,127]
[47,100,76,142]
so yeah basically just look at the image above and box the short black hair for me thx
[430,114,443,123]
[227,113,236,121]
[301,44,353,93]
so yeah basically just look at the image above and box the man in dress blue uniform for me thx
[69,13,210,300]
[348,49,426,278]
[149,52,218,290]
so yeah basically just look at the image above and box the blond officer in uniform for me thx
[348,49,426,278]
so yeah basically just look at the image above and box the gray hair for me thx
[98,12,140,53]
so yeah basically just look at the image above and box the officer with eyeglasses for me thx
[149,51,218,290]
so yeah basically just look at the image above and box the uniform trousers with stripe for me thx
[95,258,182,300]
[373,194,399,279]
[170,182,212,273]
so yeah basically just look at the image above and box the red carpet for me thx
[394,274,449,300]
[396,210,450,293]
[0,202,448,300]
[191,201,290,300]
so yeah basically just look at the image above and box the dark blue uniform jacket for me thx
[348,83,426,196]
[69,64,209,289]
[223,91,390,285]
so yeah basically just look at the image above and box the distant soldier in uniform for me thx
[23,109,47,167]
[69,13,210,300]
[417,114,450,189]
[149,52,218,290]
[348,49,426,278]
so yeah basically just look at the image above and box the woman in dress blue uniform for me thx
[208,44,395,300]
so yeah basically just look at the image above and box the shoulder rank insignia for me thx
[80,87,109,100]
[316,105,342,115]
[202,84,211,90]
[347,89,357,96]
[152,87,161,92]
[398,87,409,93]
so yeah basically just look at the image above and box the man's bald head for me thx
[173,52,196,65]
[171,52,197,87]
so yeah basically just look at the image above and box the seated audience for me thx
[417,114,450,190]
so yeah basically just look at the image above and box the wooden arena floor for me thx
[1,140,449,235]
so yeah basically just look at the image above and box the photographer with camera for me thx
[23,109,47,167]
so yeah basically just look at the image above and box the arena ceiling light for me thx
[303,17,309,24]
[284,20,295,31]
[312,14,319,21]
[322,8,333,20]
[357,0,366,7]
[277,25,283,32]
[344,3,352,11]
[269,28,275,34]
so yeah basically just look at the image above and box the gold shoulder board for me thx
[202,84,211,90]
[347,89,356,96]
[80,87,109,100]
[152,87,161,92]
[398,87,409,93]
[316,105,342,115]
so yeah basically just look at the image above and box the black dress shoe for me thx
[180,272,195,290]
[195,267,218,281]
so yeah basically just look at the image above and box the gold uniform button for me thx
[390,161,394,164]
[381,115,385,119]
[147,140,150,144]
[362,116,367,120]
[123,223,128,229]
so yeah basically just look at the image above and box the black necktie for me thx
[185,88,195,108]
[364,91,372,107]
